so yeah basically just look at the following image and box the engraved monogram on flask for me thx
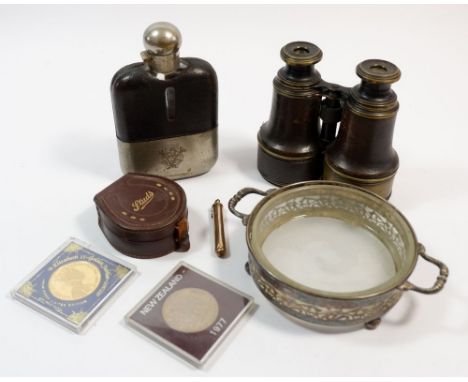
[159,145,186,169]
[132,191,155,212]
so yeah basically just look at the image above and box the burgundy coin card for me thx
[126,262,254,367]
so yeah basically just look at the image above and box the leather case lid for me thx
[94,173,187,243]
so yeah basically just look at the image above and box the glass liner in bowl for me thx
[261,216,396,293]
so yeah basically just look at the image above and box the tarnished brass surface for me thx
[323,158,396,200]
[280,41,323,67]
[356,59,401,84]
[350,59,401,119]
[257,138,317,161]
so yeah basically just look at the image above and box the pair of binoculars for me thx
[257,41,401,199]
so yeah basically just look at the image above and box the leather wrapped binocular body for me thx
[257,42,401,199]
[257,42,324,186]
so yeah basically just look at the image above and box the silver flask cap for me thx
[141,22,182,74]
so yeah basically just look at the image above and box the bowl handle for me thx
[228,187,275,226]
[399,243,449,294]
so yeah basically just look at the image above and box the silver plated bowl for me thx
[229,181,448,330]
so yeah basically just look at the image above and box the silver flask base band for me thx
[117,128,218,179]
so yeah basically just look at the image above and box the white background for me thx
[1,5,468,377]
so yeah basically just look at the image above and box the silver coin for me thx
[162,288,219,333]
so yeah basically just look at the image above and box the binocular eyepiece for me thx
[257,41,401,199]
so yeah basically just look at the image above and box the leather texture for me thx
[94,173,190,258]
[111,58,218,143]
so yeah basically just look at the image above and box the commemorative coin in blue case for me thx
[12,237,136,333]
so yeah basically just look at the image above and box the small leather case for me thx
[94,173,190,259]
